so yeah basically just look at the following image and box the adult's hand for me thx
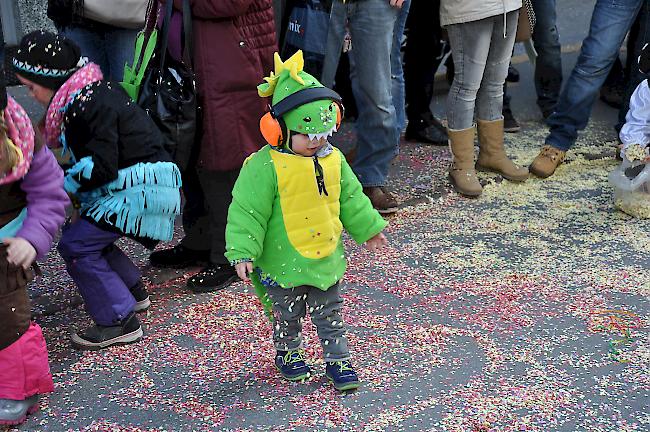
[389,0,406,9]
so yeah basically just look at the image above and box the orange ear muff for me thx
[335,103,343,130]
[260,112,284,147]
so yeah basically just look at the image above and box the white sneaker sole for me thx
[71,327,143,351]
[133,297,151,312]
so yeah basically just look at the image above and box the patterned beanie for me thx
[13,30,84,90]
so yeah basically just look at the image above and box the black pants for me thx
[403,0,444,124]
[179,166,240,266]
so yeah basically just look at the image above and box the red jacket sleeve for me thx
[175,0,256,18]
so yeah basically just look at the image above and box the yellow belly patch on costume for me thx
[270,150,342,259]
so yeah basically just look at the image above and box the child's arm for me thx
[225,152,276,269]
[338,153,388,245]
[620,80,650,158]
[64,106,120,193]
[14,146,69,263]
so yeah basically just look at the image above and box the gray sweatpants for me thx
[265,283,350,362]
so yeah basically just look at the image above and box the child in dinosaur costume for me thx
[225,51,388,392]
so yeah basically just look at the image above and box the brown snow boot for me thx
[476,118,529,182]
[448,126,482,197]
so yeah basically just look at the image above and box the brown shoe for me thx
[363,187,398,214]
[530,145,566,178]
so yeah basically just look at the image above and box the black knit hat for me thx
[12,30,83,90]
[640,43,650,75]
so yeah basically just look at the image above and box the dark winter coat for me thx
[172,0,276,171]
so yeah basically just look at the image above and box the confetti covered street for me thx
[8,2,650,430]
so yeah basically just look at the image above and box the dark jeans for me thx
[546,0,643,151]
[531,0,563,115]
[617,1,650,133]
[403,0,444,125]
[179,166,239,266]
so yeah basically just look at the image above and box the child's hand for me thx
[235,261,253,282]
[2,237,36,269]
[364,232,388,251]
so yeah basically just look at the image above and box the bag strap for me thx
[156,0,175,80]
[181,0,194,72]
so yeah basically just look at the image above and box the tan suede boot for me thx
[476,119,529,182]
[448,126,482,197]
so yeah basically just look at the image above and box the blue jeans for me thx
[531,0,562,115]
[59,25,138,81]
[546,0,643,151]
[446,11,519,130]
[322,0,399,187]
[391,0,411,134]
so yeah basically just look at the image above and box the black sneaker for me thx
[149,244,210,269]
[187,264,239,293]
[503,107,521,133]
[71,313,143,351]
[506,65,520,83]
[405,117,448,146]
[129,281,150,312]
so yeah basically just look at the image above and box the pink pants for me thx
[0,322,53,400]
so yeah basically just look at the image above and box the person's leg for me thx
[390,0,411,134]
[403,0,448,145]
[149,164,211,268]
[57,219,135,326]
[186,168,240,292]
[307,284,350,362]
[544,0,643,152]
[320,0,348,87]
[103,244,141,289]
[58,25,109,76]
[475,11,528,182]
[445,17,494,197]
[531,0,562,118]
[617,1,650,133]
[265,284,311,380]
[104,26,139,81]
[347,0,399,188]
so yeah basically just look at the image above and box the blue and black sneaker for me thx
[275,350,311,381]
[325,360,360,391]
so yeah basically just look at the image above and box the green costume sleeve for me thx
[225,150,276,264]
[338,153,388,244]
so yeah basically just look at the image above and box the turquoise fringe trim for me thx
[77,161,182,241]
[64,156,94,194]
[0,208,27,240]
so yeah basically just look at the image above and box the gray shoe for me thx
[0,395,39,426]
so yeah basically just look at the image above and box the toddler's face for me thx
[290,134,326,157]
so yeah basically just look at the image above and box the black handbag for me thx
[138,0,197,172]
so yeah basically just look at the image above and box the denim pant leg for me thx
[58,219,136,326]
[546,0,643,151]
[266,285,309,352]
[617,1,650,132]
[391,0,411,134]
[476,11,518,122]
[348,0,400,187]
[446,18,495,130]
[179,165,212,253]
[306,283,350,362]
[104,27,139,81]
[320,1,347,88]
[531,0,562,115]
[58,26,109,76]
[103,244,142,290]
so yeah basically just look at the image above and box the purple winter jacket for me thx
[15,147,69,260]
